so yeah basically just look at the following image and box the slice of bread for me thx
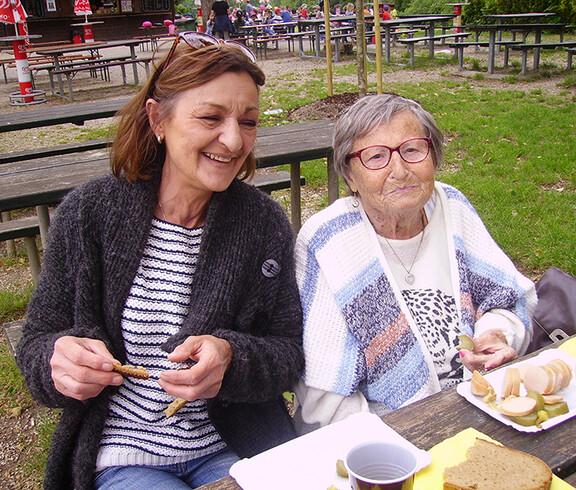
[443,438,552,490]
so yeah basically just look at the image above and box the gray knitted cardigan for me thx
[16,173,304,489]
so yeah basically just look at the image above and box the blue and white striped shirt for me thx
[96,218,225,470]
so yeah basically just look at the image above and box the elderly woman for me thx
[16,33,303,489]
[294,93,536,428]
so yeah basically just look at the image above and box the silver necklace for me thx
[158,201,168,221]
[383,213,426,285]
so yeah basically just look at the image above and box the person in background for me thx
[332,3,342,15]
[247,9,258,24]
[211,0,234,39]
[299,3,308,19]
[17,32,304,489]
[261,7,276,34]
[390,4,398,19]
[244,0,254,16]
[294,93,536,430]
[206,10,216,34]
[272,7,283,22]
[280,5,292,22]
[382,4,391,20]
[232,9,247,37]
[313,4,324,19]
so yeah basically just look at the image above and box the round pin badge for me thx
[261,259,280,278]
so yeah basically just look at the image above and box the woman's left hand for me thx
[158,335,233,401]
[459,329,518,373]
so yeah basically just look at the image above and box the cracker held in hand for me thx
[443,438,552,490]
[111,364,150,380]
[164,398,188,418]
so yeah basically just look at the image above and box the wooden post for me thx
[374,0,382,93]
[324,0,333,96]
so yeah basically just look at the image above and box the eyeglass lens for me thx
[360,138,430,169]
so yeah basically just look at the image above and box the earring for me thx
[352,191,360,208]
[157,134,164,144]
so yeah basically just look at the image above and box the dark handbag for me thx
[527,267,576,353]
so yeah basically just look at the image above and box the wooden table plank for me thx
[0,97,129,133]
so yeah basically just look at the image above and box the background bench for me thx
[398,32,471,66]
[448,40,521,69]
[0,216,41,284]
[0,138,111,165]
[511,41,576,73]
[0,171,304,286]
[50,56,153,101]
[566,48,576,70]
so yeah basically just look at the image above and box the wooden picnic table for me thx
[34,39,143,100]
[372,15,457,62]
[465,22,568,73]
[297,15,456,61]
[237,23,296,58]
[0,119,336,232]
[195,336,576,489]
[483,12,556,23]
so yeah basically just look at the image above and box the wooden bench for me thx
[0,216,41,284]
[448,40,521,69]
[332,31,379,61]
[46,55,132,91]
[0,54,91,84]
[0,138,111,165]
[251,35,290,59]
[566,48,576,70]
[0,171,303,288]
[51,56,153,101]
[511,41,576,74]
[398,32,471,66]
[286,30,317,57]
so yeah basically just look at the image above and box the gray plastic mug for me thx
[345,440,419,490]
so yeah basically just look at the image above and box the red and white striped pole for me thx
[12,36,33,102]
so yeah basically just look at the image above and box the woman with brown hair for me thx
[17,33,304,489]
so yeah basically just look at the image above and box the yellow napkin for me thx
[414,427,574,489]
[558,337,576,359]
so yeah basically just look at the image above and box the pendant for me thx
[405,273,415,285]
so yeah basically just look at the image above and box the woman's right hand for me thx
[50,336,124,401]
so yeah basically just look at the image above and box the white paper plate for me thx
[229,412,432,490]
[457,349,576,433]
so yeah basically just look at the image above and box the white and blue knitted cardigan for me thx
[295,182,536,411]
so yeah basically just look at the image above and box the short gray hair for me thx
[332,93,444,183]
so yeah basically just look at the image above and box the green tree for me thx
[462,0,485,24]
[402,0,451,15]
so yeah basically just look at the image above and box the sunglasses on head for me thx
[161,31,257,74]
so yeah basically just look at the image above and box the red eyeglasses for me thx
[161,31,257,74]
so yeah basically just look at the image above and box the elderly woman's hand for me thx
[459,329,518,373]
[158,335,233,401]
[51,336,124,401]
